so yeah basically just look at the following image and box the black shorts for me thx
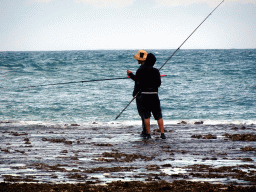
[136,94,162,120]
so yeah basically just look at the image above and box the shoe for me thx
[160,133,166,139]
[144,134,151,139]
[140,131,147,138]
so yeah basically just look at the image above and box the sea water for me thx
[0,49,255,125]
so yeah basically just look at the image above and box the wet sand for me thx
[0,121,255,191]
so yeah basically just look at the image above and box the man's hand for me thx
[127,70,132,75]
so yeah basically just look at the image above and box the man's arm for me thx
[127,70,136,81]
[156,69,161,87]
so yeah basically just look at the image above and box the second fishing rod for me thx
[115,0,225,120]
[6,75,166,91]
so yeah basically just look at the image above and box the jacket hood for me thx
[144,53,156,67]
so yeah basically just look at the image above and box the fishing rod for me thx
[19,77,130,90]
[5,75,167,91]
[115,0,225,120]
[159,0,225,71]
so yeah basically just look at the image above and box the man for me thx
[127,50,166,139]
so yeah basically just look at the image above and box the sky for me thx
[0,0,256,51]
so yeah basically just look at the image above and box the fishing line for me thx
[115,0,225,120]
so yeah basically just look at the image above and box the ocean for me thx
[1,49,255,125]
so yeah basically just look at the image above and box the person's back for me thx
[135,54,161,93]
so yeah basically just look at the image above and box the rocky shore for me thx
[0,121,255,191]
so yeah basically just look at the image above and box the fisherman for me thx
[127,50,166,139]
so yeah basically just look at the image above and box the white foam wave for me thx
[1,119,255,128]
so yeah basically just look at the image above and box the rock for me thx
[194,121,203,124]
[103,173,110,177]
[71,124,80,126]
[178,121,187,124]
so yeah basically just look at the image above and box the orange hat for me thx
[133,50,147,61]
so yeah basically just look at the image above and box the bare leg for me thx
[141,117,146,134]
[144,118,150,134]
[157,118,164,133]
[158,118,166,139]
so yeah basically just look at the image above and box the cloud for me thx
[154,0,206,6]
[75,0,135,8]
[34,0,256,7]
[154,0,256,7]
[35,0,52,2]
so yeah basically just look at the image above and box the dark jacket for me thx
[129,53,161,96]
